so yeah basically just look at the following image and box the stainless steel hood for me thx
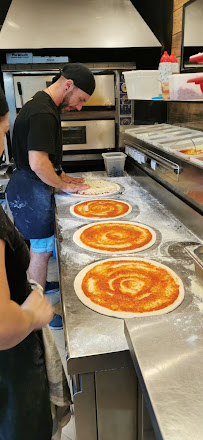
[0,0,161,49]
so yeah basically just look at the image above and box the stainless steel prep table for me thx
[54,169,203,440]
[125,304,203,440]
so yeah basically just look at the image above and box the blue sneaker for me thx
[45,281,59,294]
[49,313,63,330]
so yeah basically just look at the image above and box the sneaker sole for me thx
[49,325,63,330]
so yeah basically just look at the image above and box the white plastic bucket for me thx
[122,70,160,100]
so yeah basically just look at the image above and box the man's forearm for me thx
[29,151,88,193]
[29,152,65,190]
[34,162,65,190]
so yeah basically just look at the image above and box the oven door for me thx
[61,120,115,151]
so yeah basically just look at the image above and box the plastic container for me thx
[122,70,160,100]
[102,152,126,177]
[169,72,203,100]
[163,137,203,150]
[169,53,179,74]
[158,51,171,100]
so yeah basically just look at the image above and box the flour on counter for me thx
[186,335,198,344]
[61,249,93,266]
[58,218,83,233]
[191,277,203,301]
[56,175,199,245]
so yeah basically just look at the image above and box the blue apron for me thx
[6,169,55,240]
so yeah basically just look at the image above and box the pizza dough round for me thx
[70,179,121,197]
[70,199,132,220]
[73,221,156,254]
[74,257,184,318]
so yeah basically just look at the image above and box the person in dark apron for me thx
[6,63,95,329]
[0,86,54,440]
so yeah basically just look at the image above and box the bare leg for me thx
[28,249,52,290]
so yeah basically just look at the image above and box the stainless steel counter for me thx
[54,169,203,440]
[55,170,203,370]
[55,173,136,375]
[125,306,203,440]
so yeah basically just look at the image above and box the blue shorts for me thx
[30,235,55,253]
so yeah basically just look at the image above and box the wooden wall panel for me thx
[172,0,190,71]
[172,8,183,35]
[176,56,181,69]
[171,32,182,57]
[173,0,189,12]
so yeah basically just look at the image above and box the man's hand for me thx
[62,182,89,193]
[60,173,85,184]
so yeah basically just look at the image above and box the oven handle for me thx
[125,141,183,176]
[17,81,24,107]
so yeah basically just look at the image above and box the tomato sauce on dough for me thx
[80,222,153,252]
[82,260,180,313]
[73,200,130,219]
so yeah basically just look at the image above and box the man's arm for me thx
[29,151,88,193]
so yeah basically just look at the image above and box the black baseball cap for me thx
[52,63,95,96]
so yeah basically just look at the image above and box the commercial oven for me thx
[61,120,115,151]
[1,62,135,167]
[61,72,116,164]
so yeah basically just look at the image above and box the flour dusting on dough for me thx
[75,179,120,196]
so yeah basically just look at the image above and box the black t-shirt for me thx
[12,91,62,171]
[0,205,31,304]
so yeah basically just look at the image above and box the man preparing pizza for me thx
[7,63,95,329]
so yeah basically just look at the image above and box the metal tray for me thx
[186,245,203,285]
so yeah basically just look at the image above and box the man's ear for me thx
[65,79,74,91]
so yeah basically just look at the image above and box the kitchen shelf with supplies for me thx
[123,69,203,102]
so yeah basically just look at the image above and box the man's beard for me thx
[60,89,75,112]
[60,96,71,113]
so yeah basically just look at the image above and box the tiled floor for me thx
[47,256,76,440]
